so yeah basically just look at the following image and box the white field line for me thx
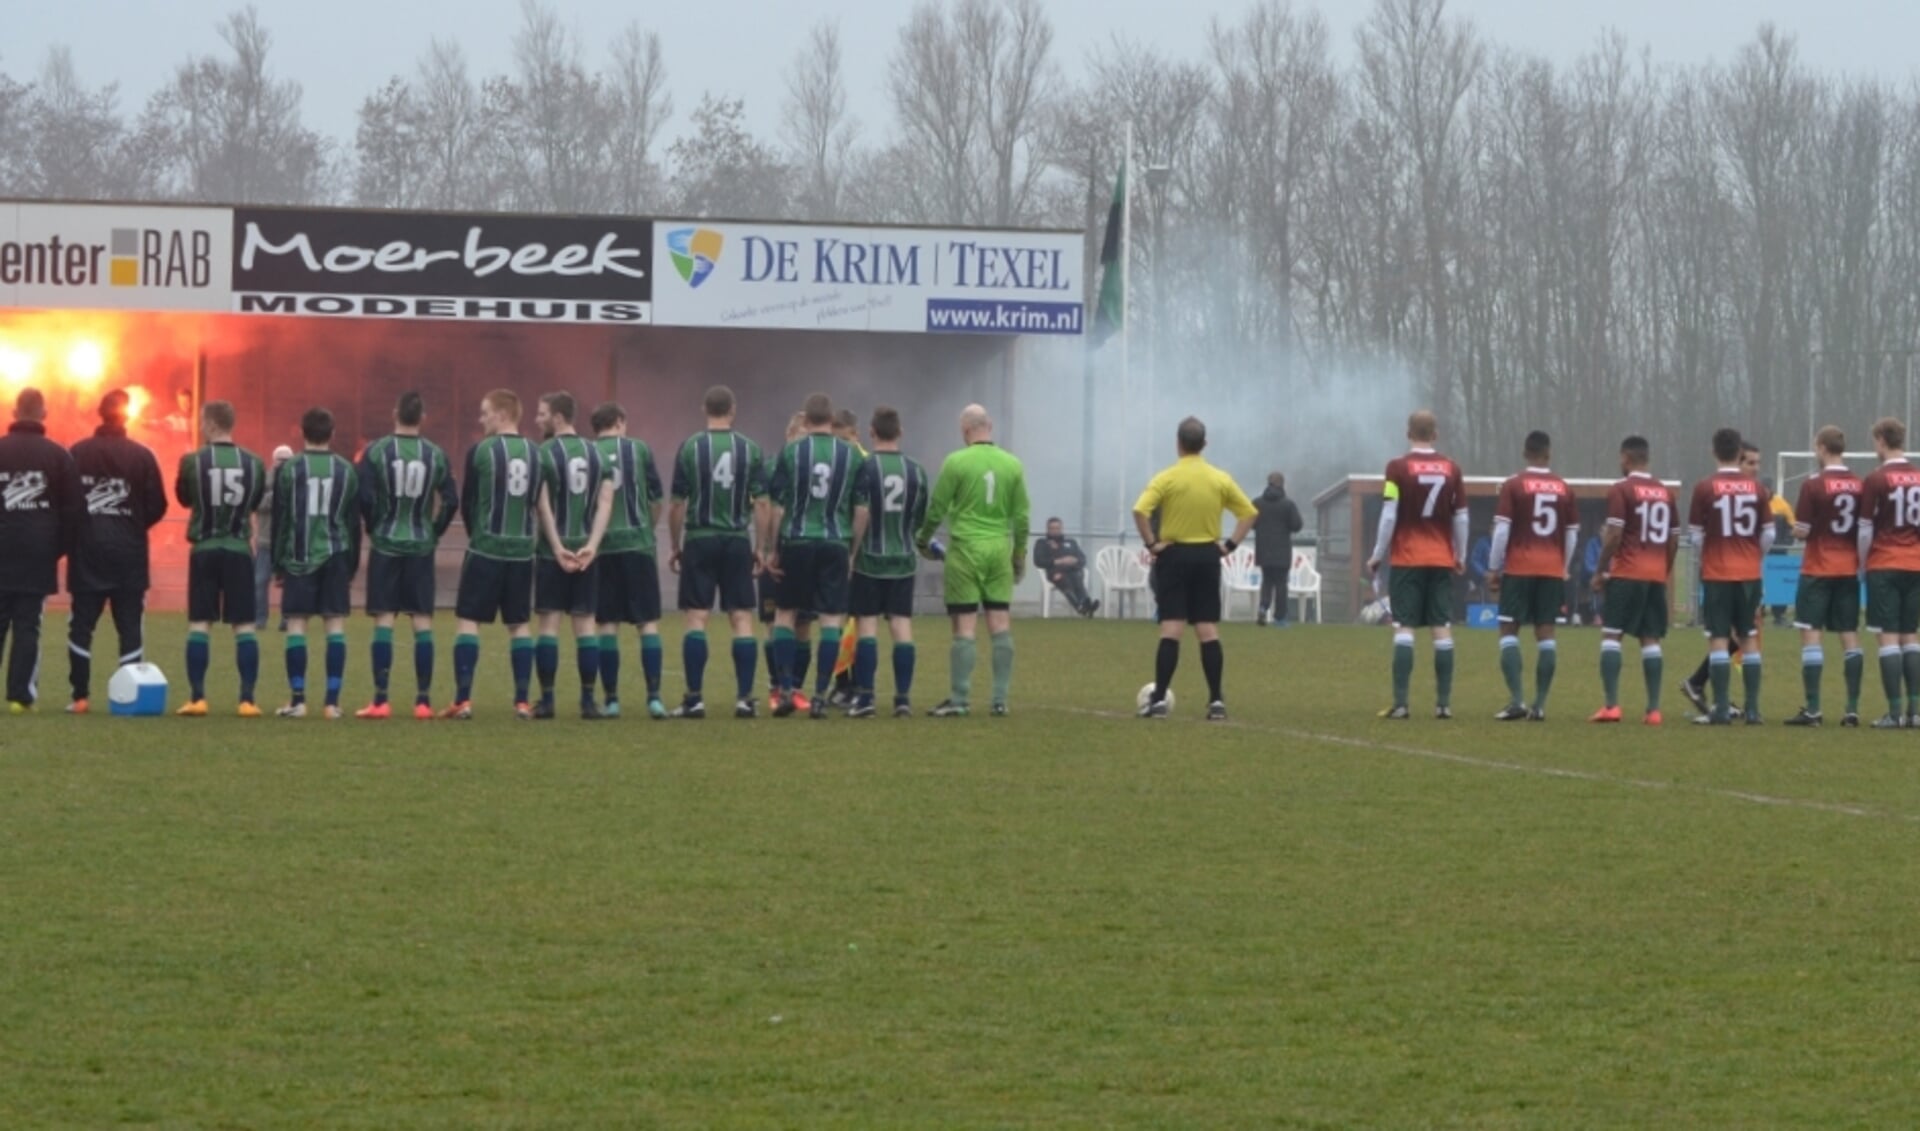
[1037,704,1920,825]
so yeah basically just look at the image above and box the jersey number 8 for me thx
[506,458,530,498]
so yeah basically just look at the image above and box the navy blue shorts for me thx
[281,551,356,618]
[455,552,533,626]
[535,555,599,617]
[595,551,662,626]
[679,535,757,613]
[850,573,915,619]
[777,541,851,617]
[188,548,257,626]
[366,550,435,616]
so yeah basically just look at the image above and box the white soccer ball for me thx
[1137,682,1174,714]
[1359,597,1392,625]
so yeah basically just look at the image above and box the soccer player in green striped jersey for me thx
[763,393,866,719]
[591,401,668,719]
[915,404,1031,717]
[356,391,457,720]
[532,392,615,720]
[175,400,268,717]
[449,390,543,720]
[848,405,930,718]
[271,408,360,720]
[668,385,769,719]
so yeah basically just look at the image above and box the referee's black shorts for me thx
[1155,543,1223,624]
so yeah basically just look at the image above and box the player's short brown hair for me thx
[202,399,236,433]
[870,405,902,442]
[540,391,576,425]
[483,389,521,424]
[803,393,833,427]
[833,407,858,434]
[590,402,625,435]
[1816,425,1846,457]
[395,390,424,428]
[786,412,807,442]
[301,407,335,446]
[99,389,130,425]
[1711,427,1743,464]
[1620,435,1650,468]
[1875,417,1906,450]
[1407,410,1438,443]
[703,385,735,419]
[1177,416,1207,454]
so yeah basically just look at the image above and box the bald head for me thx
[960,404,993,443]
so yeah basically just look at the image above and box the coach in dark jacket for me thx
[67,390,169,710]
[1033,517,1099,617]
[1253,472,1304,626]
[0,388,81,709]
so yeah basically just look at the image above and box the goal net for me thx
[1774,451,1882,503]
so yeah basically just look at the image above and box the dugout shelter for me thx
[0,201,1086,611]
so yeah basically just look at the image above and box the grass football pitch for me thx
[4,616,1920,1127]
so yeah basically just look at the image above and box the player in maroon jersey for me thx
[1784,426,1864,727]
[1859,417,1920,727]
[1590,436,1679,723]
[1685,428,1774,725]
[1486,431,1579,721]
[1366,410,1467,719]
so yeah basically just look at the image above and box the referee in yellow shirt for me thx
[1134,416,1258,721]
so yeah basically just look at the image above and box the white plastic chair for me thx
[1287,552,1322,624]
[1094,544,1150,618]
[1220,546,1261,621]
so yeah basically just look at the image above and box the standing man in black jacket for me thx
[1254,472,1305,626]
[0,389,81,712]
[67,390,169,713]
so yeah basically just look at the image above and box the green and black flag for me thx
[1090,159,1126,347]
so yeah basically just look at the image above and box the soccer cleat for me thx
[1679,680,1708,715]
[809,698,829,720]
[1378,705,1411,720]
[668,697,705,719]
[847,700,876,719]
[322,705,343,721]
[991,703,1008,717]
[771,692,796,718]
[1907,714,1920,729]
[1742,711,1764,726]
[531,701,555,720]
[1138,698,1169,719]
[413,703,435,721]
[356,702,392,720]
[1872,713,1906,729]
[1528,708,1546,722]
[791,691,813,713]
[581,701,605,721]
[440,701,473,720]
[7,701,30,715]
[828,688,854,709]
[177,699,209,717]
[1841,712,1860,728]
[1644,710,1663,726]
[1434,706,1453,720]
[893,702,913,718]
[735,697,758,719]
[1494,704,1530,721]
[647,698,668,720]
[929,699,970,718]
[602,699,622,719]
[514,702,534,721]
[1207,701,1227,722]
[1694,712,1732,726]
[1589,706,1623,723]
[276,702,307,719]
[1784,709,1823,727]
[65,699,89,715]
[236,702,263,719]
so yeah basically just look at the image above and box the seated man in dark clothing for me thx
[1034,517,1100,617]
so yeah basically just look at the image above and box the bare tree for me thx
[141,6,331,204]
[606,24,671,214]
[20,47,142,200]
[783,20,857,221]
[666,95,789,219]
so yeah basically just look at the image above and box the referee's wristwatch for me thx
[1222,538,1239,554]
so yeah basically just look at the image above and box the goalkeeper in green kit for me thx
[915,404,1030,717]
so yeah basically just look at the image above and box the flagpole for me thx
[1118,120,1133,543]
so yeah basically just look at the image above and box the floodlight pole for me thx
[1116,120,1134,542]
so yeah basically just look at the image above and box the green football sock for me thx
[1433,641,1456,708]
[1904,647,1920,714]
[1741,654,1763,715]
[1532,640,1557,711]
[950,635,977,705]
[1880,647,1904,713]
[1391,636,1414,709]
[989,631,1014,706]
[1709,653,1732,717]
[1642,646,1663,713]
[1844,649,1863,714]
[1499,639,1523,707]
[1801,645,1823,714]
[1600,643,1622,709]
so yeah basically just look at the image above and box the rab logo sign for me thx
[1,228,215,290]
[232,208,653,325]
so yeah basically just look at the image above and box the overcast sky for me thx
[9,0,1917,149]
